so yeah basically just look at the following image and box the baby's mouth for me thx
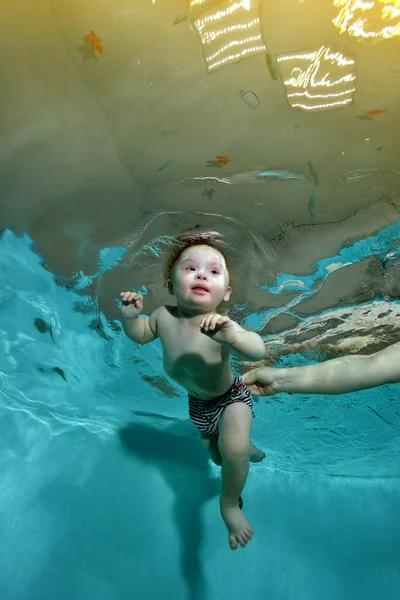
[192,284,209,292]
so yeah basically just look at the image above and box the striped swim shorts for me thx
[188,376,255,436]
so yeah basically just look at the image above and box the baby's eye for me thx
[211,269,220,275]
[187,266,196,271]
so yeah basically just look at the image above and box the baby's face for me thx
[171,245,231,311]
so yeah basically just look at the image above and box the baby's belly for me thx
[164,356,234,400]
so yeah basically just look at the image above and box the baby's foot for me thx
[249,443,266,463]
[220,497,253,550]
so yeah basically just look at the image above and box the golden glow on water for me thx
[204,35,264,63]
[191,0,267,72]
[380,1,400,19]
[191,0,251,6]
[197,18,260,40]
[333,0,400,39]
[277,46,357,112]
[192,0,252,25]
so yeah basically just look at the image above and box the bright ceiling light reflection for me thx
[190,0,267,72]
[277,45,357,112]
[333,0,400,38]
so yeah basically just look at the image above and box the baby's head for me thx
[164,235,232,311]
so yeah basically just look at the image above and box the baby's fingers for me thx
[199,318,210,330]
[120,291,141,304]
[200,314,215,331]
[211,315,226,329]
[206,314,223,331]
[216,315,230,327]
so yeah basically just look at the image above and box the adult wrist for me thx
[275,368,293,393]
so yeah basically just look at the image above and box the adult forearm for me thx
[276,354,382,395]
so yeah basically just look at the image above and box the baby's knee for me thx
[219,439,250,464]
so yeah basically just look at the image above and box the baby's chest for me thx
[159,323,222,364]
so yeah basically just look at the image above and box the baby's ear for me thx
[167,280,174,295]
[223,286,232,302]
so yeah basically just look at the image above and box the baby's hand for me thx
[120,291,143,320]
[199,313,238,346]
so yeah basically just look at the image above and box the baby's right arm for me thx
[120,291,159,344]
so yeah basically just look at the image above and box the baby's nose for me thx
[196,271,207,280]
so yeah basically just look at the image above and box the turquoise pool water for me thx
[0,229,399,600]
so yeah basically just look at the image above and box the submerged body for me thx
[157,304,238,399]
[121,242,266,550]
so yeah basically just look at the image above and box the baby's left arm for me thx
[228,321,265,362]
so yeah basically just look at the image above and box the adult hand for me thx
[242,367,281,396]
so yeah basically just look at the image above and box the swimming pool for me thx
[1,0,400,595]
[1,228,399,600]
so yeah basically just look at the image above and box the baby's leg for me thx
[199,431,264,466]
[217,403,254,550]
[199,431,223,466]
